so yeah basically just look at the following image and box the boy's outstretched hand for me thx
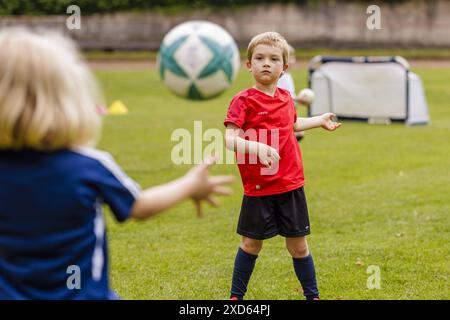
[131,157,234,220]
[321,113,342,131]
[257,144,280,168]
[187,157,235,218]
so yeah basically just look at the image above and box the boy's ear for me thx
[283,63,289,72]
[246,60,251,71]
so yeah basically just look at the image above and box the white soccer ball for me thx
[158,20,240,100]
[298,88,315,105]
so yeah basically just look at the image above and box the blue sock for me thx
[230,247,258,299]
[293,254,319,299]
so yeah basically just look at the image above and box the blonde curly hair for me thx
[0,27,102,151]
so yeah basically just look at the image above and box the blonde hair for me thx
[287,44,296,65]
[247,32,289,65]
[0,27,102,151]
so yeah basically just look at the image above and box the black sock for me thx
[230,247,258,299]
[292,254,319,299]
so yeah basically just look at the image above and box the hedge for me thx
[0,0,402,15]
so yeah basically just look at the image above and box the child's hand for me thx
[186,157,235,218]
[321,113,342,131]
[257,144,281,168]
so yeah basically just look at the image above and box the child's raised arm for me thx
[294,113,341,132]
[131,158,234,220]
[225,123,280,168]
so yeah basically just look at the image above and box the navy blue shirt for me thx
[0,147,141,299]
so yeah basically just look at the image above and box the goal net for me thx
[308,56,429,125]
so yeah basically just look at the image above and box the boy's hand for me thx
[186,157,235,218]
[321,113,342,131]
[257,144,280,168]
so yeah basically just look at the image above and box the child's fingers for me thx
[201,156,218,170]
[194,200,203,218]
[268,147,279,158]
[212,186,233,196]
[271,151,280,161]
[205,196,220,207]
[204,156,218,165]
[210,175,235,186]
[274,150,281,161]
[260,157,269,167]
[265,155,277,165]
[331,123,341,130]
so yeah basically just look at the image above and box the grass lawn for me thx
[85,48,450,61]
[95,65,450,300]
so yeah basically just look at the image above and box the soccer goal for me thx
[308,56,429,125]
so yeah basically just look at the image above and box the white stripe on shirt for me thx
[71,146,141,198]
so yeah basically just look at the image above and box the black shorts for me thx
[237,187,311,240]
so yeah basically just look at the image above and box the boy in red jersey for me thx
[224,32,341,300]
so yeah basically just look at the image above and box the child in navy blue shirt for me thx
[0,28,233,299]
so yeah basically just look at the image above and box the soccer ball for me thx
[158,20,240,100]
[298,88,315,105]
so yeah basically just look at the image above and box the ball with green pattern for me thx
[158,21,240,100]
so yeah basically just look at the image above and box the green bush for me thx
[0,0,398,16]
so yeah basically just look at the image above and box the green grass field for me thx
[85,48,450,61]
[95,65,450,300]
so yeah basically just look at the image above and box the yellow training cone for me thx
[108,100,129,115]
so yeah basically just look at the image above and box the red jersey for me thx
[224,87,304,196]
